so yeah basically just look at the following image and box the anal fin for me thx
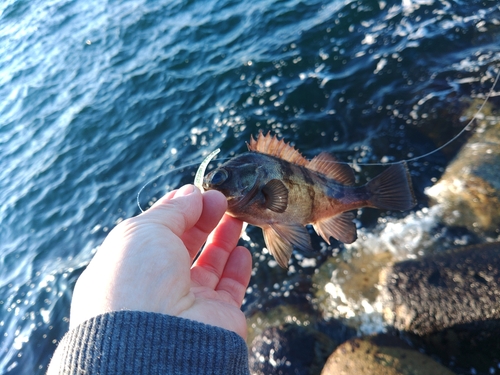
[313,211,357,244]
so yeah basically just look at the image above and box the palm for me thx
[182,284,248,339]
[149,188,250,338]
[70,187,252,340]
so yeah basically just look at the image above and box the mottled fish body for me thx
[203,132,416,268]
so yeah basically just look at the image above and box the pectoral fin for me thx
[262,223,312,268]
[262,179,288,213]
[313,211,357,244]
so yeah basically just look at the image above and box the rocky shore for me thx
[247,98,500,374]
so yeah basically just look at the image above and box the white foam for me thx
[347,205,443,260]
[318,205,446,334]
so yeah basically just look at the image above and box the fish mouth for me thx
[202,171,259,210]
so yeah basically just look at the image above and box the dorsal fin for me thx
[247,131,309,166]
[308,152,356,185]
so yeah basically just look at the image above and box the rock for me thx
[316,248,394,303]
[246,304,315,345]
[321,334,455,375]
[312,246,394,335]
[249,323,340,375]
[245,272,356,374]
[381,242,500,335]
[426,100,500,234]
[381,242,500,373]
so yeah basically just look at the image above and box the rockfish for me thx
[203,132,416,268]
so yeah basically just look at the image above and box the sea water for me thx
[1,0,500,373]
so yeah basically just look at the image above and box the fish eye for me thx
[210,169,228,186]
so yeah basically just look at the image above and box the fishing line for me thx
[344,67,500,167]
[137,68,499,211]
[136,162,200,212]
[136,155,232,212]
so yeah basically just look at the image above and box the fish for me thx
[202,132,417,268]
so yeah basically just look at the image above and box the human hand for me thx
[70,184,252,339]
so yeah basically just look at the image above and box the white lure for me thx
[194,148,220,192]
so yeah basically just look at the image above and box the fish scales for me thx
[203,131,416,268]
[277,159,350,222]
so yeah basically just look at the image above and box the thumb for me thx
[140,184,204,237]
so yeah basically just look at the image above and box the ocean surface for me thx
[1,0,499,373]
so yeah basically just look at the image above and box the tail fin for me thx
[366,162,416,211]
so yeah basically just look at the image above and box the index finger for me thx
[180,190,228,259]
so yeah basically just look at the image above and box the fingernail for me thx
[174,184,195,198]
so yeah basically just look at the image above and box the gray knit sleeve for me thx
[47,311,250,375]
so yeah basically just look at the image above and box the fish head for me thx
[202,157,261,210]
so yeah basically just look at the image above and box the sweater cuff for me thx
[48,311,249,375]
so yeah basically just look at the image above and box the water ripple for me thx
[1,0,499,373]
